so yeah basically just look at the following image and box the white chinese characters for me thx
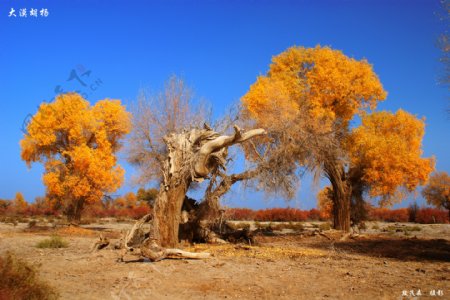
[8,8,49,18]
[402,289,444,297]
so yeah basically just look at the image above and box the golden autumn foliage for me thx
[317,186,333,220]
[347,110,435,205]
[422,171,450,211]
[20,93,131,220]
[13,192,27,213]
[241,45,434,230]
[242,46,387,130]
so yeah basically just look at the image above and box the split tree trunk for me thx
[151,125,266,247]
[177,170,257,243]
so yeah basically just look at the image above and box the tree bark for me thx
[333,187,350,231]
[325,160,351,232]
[349,171,367,226]
[154,183,189,248]
[183,169,257,243]
[65,198,84,224]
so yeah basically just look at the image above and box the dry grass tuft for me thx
[36,235,68,249]
[0,251,58,299]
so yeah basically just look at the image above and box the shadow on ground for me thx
[310,236,450,262]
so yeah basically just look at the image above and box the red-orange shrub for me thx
[224,208,255,221]
[415,208,449,224]
[368,208,409,222]
[85,206,151,220]
[255,208,309,222]
[308,209,323,221]
[128,206,151,219]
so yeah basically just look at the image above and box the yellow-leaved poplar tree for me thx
[242,46,434,231]
[20,93,131,222]
[317,186,333,220]
[242,46,387,231]
[14,192,28,214]
[124,192,137,209]
[347,110,435,206]
[421,171,450,219]
[242,46,387,132]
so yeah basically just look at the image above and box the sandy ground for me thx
[0,221,449,300]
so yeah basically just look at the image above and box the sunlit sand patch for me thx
[56,226,97,237]
[185,244,328,259]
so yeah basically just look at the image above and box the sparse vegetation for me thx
[384,225,422,235]
[319,223,331,231]
[36,235,68,249]
[0,251,58,300]
[28,220,37,229]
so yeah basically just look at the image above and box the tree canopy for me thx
[241,45,434,231]
[422,171,450,212]
[242,46,387,132]
[20,93,131,221]
[347,110,435,206]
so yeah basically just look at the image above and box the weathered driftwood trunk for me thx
[116,125,265,262]
[117,213,210,262]
[154,184,189,247]
[152,125,265,247]
[179,170,257,243]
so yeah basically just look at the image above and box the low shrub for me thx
[28,220,37,229]
[318,223,331,231]
[357,222,367,231]
[128,206,151,219]
[36,235,68,249]
[308,209,322,221]
[415,208,449,224]
[368,208,409,222]
[0,251,58,300]
[84,206,151,220]
[384,225,422,235]
[254,208,309,222]
[404,225,421,232]
[287,222,304,231]
[228,222,251,230]
[224,208,256,221]
[3,217,18,227]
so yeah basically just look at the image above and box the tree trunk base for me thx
[115,214,210,262]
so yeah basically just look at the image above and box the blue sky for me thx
[0,0,448,209]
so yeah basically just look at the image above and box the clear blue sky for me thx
[0,0,448,209]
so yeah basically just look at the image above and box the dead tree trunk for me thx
[152,125,265,247]
[183,170,257,243]
[154,184,189,247]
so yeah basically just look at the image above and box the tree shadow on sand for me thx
[311,236,450,262]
